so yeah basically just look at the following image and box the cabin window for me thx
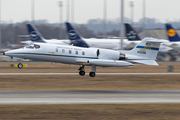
[75,51,78,55]
[82,51,85,55]
[69,50,72,54]
[62,49,65,53]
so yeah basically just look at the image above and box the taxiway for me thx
[0,90,180,104]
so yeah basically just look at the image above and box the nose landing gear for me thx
[79,70,85,76]
[79,65,85,76]
[18,63,23,69]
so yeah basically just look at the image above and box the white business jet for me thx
[4,38,163,77]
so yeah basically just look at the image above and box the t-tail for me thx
[127,38,164,66]
[27,24,45,43]
[165,23,180,42]
[65,22,89,48]
[124,23,141,41]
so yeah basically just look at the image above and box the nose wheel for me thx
[78,65,85,76]
[18,63,23,69]
[79,71,85,76]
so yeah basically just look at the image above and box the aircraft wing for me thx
[88,59,133,67]
[75,59,91,65]
[76,59,134,67]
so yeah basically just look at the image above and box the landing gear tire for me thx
[18,63,23,69]
[79,71,85,76]
[89,72,96,77]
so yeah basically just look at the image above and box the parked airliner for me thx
[22,23,171,53]
[22,23,143,50]
[163,23,180,49]
[4,38,164,77]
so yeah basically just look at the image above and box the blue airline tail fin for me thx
[65,22,89,48]
[27,24,45,43]
[124,23,141,41]
[165,23,180,42]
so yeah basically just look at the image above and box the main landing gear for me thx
[78,65,96,77]
[89,72,95,77]
[18,62,23,69]
[89,65,96,77]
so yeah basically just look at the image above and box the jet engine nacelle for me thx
[97,49,126,60]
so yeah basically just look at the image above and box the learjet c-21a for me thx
[4,38,163,77]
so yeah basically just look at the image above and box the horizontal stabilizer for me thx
[130,60,159,66]
[146,39,165,43]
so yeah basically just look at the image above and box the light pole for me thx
[0,0,1,48]
[129,1,134,25]
[143,0,146,38]
[103,0,107,38]
[31,0,35,23]
[71,0,74,23]
[120,0,124,50]
[58,1,63,39]
[67,0,70,22]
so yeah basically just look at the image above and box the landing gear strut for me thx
[89,65,96,77]
[78,65,96,77]
[78,65,85,76]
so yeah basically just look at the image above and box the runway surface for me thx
[1,90,180,104]
[0,73,180,75]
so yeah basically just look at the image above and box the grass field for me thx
[1,104,180,120]
[0,62,180,90]
[1,62,180,119]
[1,75,180,90]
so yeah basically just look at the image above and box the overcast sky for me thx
[1,0,180,24]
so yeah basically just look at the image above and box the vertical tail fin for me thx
[130,38,163,59]
[165,23,180,42]
[124,23,141,41]
[65,22,89,48]
[27,24,45,43]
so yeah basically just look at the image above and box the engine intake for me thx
[119,52,126,60]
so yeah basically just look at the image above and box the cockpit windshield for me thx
[26,44,40,49]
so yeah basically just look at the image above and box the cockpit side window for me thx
[34,44,40,49]
[26,44,34,49]
[26,44,40,49]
